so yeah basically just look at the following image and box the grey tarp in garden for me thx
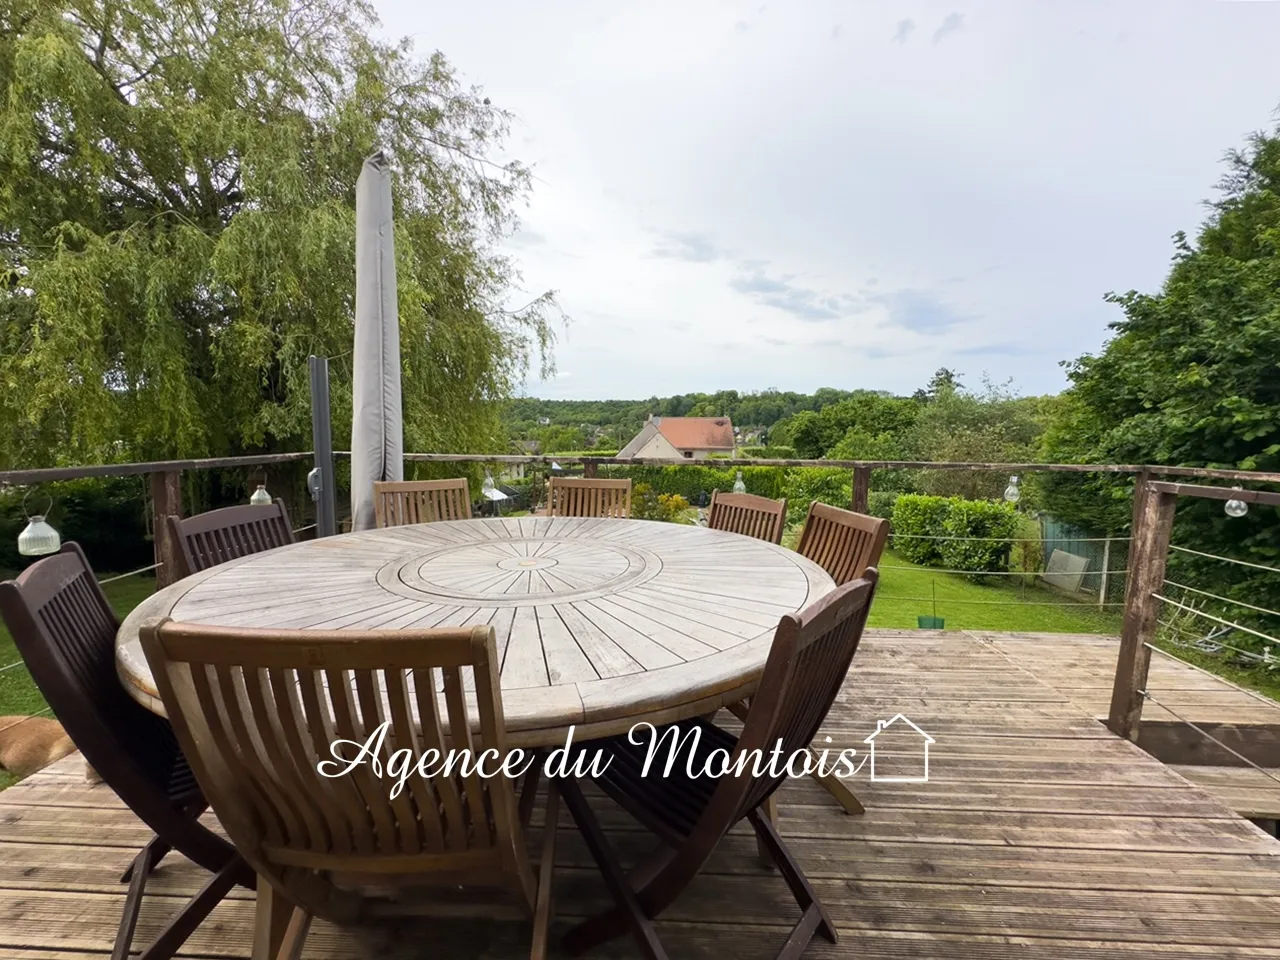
[350,151,404,531]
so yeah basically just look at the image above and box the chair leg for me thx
[253,879,312,960]
[519,763,543,830]
[138,857,248,960]
[111,836,161,960]
[559,778,669,960]
[756,794,779,865]
[120,834,171,883]
[530,785,560,960]
[747,807,837,946]
[810,767,866,815]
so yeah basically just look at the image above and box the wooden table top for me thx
[117,516,834,746]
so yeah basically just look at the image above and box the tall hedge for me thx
[891,493,1019,579]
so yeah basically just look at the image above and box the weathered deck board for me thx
[977,631,1280,819]
[2,630,1280,958]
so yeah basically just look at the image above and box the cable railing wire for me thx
[890,532,1129,544]
[1164,580,1280,621]
[1169,544,1280,577]
[1155,618,1272,665]
[1138,685,1280,788]
[881,564,1129,578]
[0,707,53,737]
[1152,594,1280,648]
[97,562,161,586]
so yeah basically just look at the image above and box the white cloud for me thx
[373,0,1280,399]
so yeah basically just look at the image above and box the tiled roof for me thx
[655,417,735,451]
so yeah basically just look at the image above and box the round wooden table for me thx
[117,517,835,746]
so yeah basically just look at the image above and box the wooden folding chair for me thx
[0,543,250,960]
[139,619,560,960]
[558,572,878,960]
[795,501,889,585]
[548,477,632,518]
[707,490,787,544]
[167,502,295,578]
[373,478,473,527]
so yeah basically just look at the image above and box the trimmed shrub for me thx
[739,445,797,459]
[890,494,951,565]
[939,499,1019,579]
[782,468,851,524]
[867,491,899,521]
[602,465,785,506]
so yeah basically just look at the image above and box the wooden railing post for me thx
[1107,472,1176,741]
[150,470,183,589]
[852,466,871,514]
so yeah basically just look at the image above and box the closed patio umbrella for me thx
[350,150,404,531]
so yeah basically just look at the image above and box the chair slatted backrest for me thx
[702,572,878,831]
[549,477,632,519]
[140,620,535,892]
[795,501,889,585]
[0,544,231,872]
[374,479,473,527]
[707,491,787,545]
[168,503,295,578]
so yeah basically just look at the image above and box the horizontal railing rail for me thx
[0,452,312,485]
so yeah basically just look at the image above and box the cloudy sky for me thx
[374,0,1280,401]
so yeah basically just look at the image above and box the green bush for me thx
[890,494,952,565]
[867,491,899,521]
[0,477,154,574]
[739,445,797,459]
[602,465,785,506]
[782,468,851,524]
[631,484,693,523]
[939,499,1019,579]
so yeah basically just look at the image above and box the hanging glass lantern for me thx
[733,470,747,494]
[249,484,272,506]
[482,468,496,496]
[18,491,60,557]
[1003,475,1021,503]
[1224,486,1248,518]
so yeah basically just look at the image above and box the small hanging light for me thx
[249,484,272,506]
[1003,475,1021,504]
[733,470,747,494]
[482,468,496,496]
[1224,486,1249,518]
[18,490,61,557]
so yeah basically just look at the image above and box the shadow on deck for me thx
[2,629,1279,958]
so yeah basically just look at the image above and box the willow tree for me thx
[0,0,557,468]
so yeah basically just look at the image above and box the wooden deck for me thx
[978,631,1280,820]
[4,629,1280,959]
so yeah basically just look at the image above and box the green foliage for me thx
[1039,120,1280,631]
[0,0,558,468]
[530,425,585,453]
[630,484,692,523]
[781,468,850,524]
[0,477,154,573]
[890,495,952,565]
[604,465,784,505]
[891,493,1019,578]
[867,491,899,520]
[776,392,920,460]
[738,445,796,459]
[938,499,1020,580]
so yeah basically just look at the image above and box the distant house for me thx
[617,415,736,460]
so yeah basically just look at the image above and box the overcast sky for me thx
[373,0,1280,401]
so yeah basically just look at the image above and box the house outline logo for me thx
[863,713,935,782]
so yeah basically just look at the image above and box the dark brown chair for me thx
[0,543,250,960]
[707,490,787,544]
[166,501,294,578]
[558,572,879,960]
[796,501,889,585]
